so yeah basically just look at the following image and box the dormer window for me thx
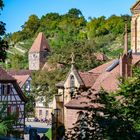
[70,75,75,98]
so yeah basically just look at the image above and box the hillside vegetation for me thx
[3,8,131,71]
[1,9,132,103]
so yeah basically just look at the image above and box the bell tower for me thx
[28,32,50,70]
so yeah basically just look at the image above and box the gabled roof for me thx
[79,72,99,88]
[131,0,140,13]
[72,66,85,87]
[65,90,104,109]
[0,67,27,103]
[0,67,16,81]
[13,75,30,88]
[91,54,140,92]
[7,69,32,76]
[29,32,50,53]
[64,65,85,88]
[91,65,120,92]
[88,60,114,74]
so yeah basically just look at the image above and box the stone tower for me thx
[131,0,140,53]
[28,32,50,70]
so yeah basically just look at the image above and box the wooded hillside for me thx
[3,8,131,71]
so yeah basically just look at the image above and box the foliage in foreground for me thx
[66,89,136,140]
[0,0,8,62]
[0,102,17,136]
[67,68,140,140]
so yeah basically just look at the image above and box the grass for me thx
[45,128,52,140]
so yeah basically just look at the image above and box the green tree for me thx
[0,0,8,62]
[10,54,25,70]
[32,69,67,104]
[25,92,35,118]
[21,14,40,39]
[0,102,17,136]
[117,68,140,131]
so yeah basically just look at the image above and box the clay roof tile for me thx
[29,32,50,53]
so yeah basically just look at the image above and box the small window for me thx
[8,106,19,117]
[70,75,75,98]
[39,110,42,116]
[46,110,48,116]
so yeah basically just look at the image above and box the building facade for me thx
[0,68,27,138]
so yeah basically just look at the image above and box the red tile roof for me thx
[29,32,50,53]
[91,65,119,92]
[132,54,140,65]
[0,67,16,81]
[7,69,32,76]
[65,53,140,109]
[79,72,99,88]
[13,75,30,88]
[65,91,104,109]
[131,0,140,11]
[0,67,27,102]
[91,54,140,92]
[88,60,114,74]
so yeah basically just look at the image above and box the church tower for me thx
[28,32,50,70]
[131,0,140,53]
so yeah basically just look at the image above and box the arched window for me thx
[70,75,75,98]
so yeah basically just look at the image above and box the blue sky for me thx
[0,0,136,33]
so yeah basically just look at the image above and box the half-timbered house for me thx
[0,67,27,138]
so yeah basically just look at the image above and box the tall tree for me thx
[0,0,8,62]
[21,14,40,39]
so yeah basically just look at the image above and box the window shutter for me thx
[16,106,19,118]
[7,85,10,95]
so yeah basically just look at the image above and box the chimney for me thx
[124,23,128,54]
[120,23,132,78]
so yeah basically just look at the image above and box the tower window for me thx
[70,75,75,98]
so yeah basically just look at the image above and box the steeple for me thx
[71,52,75,70]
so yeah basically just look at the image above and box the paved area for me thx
[25,121,51,128]
[24,133,44,140]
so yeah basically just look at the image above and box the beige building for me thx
[35,96,52,121]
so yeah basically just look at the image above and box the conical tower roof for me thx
[29,32,50,53]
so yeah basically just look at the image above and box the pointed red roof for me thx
[29,32,50,53]
[0,67,27,102]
